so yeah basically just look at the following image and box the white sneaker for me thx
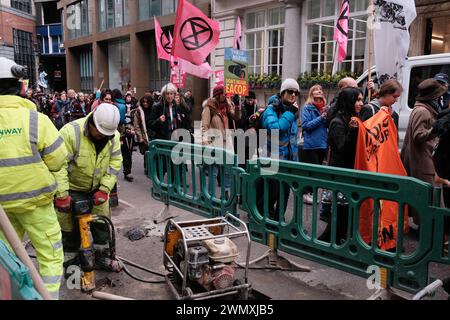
[303,193,314,205]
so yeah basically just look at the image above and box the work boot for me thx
[124,173,134,182]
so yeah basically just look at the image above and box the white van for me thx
[356,53,450,148]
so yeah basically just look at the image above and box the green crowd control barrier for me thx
[241,158,450,294]
[0,239,42,300]
[147,140,243,218]
[147,141,450,294]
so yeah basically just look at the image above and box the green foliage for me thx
[248,73,281,89]
[297,71,359,89]
[248,71,360,90]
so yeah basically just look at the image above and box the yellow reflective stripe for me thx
[0,182,57,202]
[0,110,41,167]
[110,149,121,157]
[107,167,120,176]
[41,136,64,156]
[109,138,115,155]
[71,122,81,161]
[29,110,38,150]
[41,275,62,285]
[53,240,63,251]
[0,153,42,167]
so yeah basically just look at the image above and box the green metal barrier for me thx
[147,141,450,294]
[0,239,42,300]
[147,140,243,218]
[241,158,450,294]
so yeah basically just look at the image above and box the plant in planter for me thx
[297,71,360,90]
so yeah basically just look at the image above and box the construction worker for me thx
[0,57,68,299]
[53,103,122,263]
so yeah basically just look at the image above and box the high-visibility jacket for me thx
[54,116,122,197]
[0,95,67,211]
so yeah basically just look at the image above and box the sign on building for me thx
[224,48,249,96]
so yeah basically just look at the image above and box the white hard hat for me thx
[93,103,120,136]
[0,57,28,79]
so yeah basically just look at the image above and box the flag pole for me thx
[367,0,374,102]
[328,41,338,103]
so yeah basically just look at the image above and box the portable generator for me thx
[163,214,251,300]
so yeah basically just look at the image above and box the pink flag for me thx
[169,32,213,79]
[154,16,171,61]
[334,0,349,62]
[172,0,221,65]
[179,59,213,79]
[233,17,242,50]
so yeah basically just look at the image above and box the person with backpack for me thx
[360,79,402,129]
[258,78,300,221]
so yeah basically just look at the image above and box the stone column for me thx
[281,0,303,81]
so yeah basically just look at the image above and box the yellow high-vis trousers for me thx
[0,202,64,300]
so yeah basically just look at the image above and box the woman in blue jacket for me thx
[301,85,328,204]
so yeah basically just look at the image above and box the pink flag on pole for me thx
[179,59,213,79]
[169,32,212,79]
[233,17,242,50]
[172,0,221,65]
[154,16,171,61]
[334,0,350,62]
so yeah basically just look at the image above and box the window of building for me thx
[98,0,130,32]
[305,0,368,75]
[68,0,90,39]
[11,0,32,14]
[245,7,285,75]
[13,28,35,86]
[80,47,94,92]
[139,0,177,21]
[42,1,60,24]
[425,16,450,55]
[108,39,130,92]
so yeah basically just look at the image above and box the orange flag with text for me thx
[354,110,409,251]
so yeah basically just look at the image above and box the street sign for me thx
[224,48,249,96]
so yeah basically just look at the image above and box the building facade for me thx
[35,0,66,91]
[211,0,450,104]
[57,0,209,114]
[0,0,38,86]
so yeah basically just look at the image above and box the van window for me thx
[408,65,450,109]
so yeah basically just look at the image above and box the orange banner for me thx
[354,110,409,251]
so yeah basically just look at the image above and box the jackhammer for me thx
[63,191,122,293]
